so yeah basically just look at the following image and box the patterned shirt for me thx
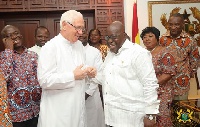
[99,44,109,62]
[0,48,41,122]
[160,31,199,95]
[0,70,12,127]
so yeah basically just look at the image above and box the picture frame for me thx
[148,0,200,35]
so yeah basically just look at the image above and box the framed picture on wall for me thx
[148,0,200,35]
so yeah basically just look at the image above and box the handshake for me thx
[73,64,97,80]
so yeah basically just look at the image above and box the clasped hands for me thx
[73,64,97,80]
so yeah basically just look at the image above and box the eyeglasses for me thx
[67,22,85,32]
[105,34,121,41]
[6,31,22,40]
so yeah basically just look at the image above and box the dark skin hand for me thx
[157,73,173,86]
[2,38,15,50]
[144,116,156,127]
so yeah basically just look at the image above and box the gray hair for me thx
[60,10,83,30]
[1,25,18,38]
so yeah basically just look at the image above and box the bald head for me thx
[107,21,125,33]
[106,21,126,54]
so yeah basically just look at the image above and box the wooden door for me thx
[0,10,95,52]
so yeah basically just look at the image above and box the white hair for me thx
[60,10,83,30]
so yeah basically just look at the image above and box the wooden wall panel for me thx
[0,20,5,51]
[0,11,95,51]
[0,0,124,51]
[46,11,95,38]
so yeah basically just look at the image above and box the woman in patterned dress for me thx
[0,69,12,127]
[140,27,176,127]
[88,29,109,62]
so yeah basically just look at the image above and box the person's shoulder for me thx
[132,43,147,52]
[88,45,100,52]
[26,49,38,59]
[27,48,37,54]
[122,41,149,57]
[42,36,59,49]
[180,31,191,38]
[132,44,151,58]
[28,45,37,51]
[74,40,86,50]
[28,45,36,49]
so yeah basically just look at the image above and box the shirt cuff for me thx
[145,101,160,114]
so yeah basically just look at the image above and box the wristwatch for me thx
[148,115,154,120]
[145,114,156,121]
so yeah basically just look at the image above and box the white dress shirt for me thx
[28,45,41,55]
[101,39,160,127]
[84,44,105,127]
[37,34,86,127]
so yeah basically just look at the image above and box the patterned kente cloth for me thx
[99,44,109,62]
[0,48,41,122]
[152,48,176,127]
[160,31,199,95]
[0,69,12,127]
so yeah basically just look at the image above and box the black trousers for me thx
[12,116,38,127]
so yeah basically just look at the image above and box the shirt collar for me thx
[117,39,134,54]
[14,46,27,54]
[33,45,41,49]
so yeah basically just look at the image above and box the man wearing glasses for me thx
[0,25,41,127]
[98,21,160,127]
[37,10,96,127]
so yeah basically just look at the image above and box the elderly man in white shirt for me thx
[37,10,96,127]
[79,29,105,127]
[28,26,50,55]
[95,21,160,127]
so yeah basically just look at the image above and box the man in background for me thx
[160,13,199,100]
[0,25,41,127]
[79,29,105,127]
[28,26,50,55]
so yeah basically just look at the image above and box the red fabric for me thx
[132,1,138,43]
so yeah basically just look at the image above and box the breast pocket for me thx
[115,59,131,78]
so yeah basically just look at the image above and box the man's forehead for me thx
[73,18,84,24]
[6,27,19,33]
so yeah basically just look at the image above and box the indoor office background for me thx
[0,0,199,126]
